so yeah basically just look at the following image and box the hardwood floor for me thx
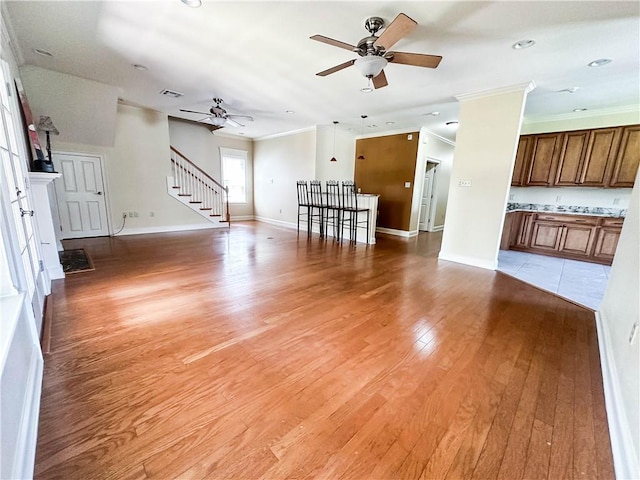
[35,222,614,479]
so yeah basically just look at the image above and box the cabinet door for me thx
[592,226,622,262]
[526,133,562,186]
[530,220,563,251]
[515,213,535,247]
[512,136,532,186]
[609,125,640,188]
[580,127,620,186]
[558,224,597,257]
[554,130,589,186]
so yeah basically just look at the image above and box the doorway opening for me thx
[418,161,439,232]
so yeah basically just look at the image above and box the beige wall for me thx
[19,65,120,148]
[315,125,356,183]
[109,104,207,233]
[168,119,254,219]
[253,129,316,226]
[599,172,640,479]
[411,130,455,232]
[440,83,532,270]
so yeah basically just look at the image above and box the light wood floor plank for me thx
[34,223,614,479]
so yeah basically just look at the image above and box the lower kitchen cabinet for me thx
[504,211,623,265]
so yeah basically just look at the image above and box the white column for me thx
[28,172,64,281]
[439,82,535,270]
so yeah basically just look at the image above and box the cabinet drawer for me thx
[601,217,624,227]
[535,214,597,225]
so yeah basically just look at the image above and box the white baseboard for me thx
[376,227,415,238]
[438,251,497,271]
[595,311,640,480]
[254,216,298,231]
[115,222,226,237]
[429,225,444,232]
[230,215,255,221]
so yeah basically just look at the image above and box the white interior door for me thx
[419,166,435,231]
[53,153,109,238]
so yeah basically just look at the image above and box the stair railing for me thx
[170,146,230,225]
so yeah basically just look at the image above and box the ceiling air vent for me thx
[159,89,184,99]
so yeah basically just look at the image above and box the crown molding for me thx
[455,81,536,102]
[420,128,456,146]
[0,3,25,66]
[254,126,316,142]
[523,104,640,126]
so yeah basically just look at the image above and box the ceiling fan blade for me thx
[225,118,244,128]
[316,59,356,77]
[374,13,417,50]
[372,70,388,89]
[227,114,254,122]
[388,51,442,68]
[310,35,357,51]
[180,109,210,115]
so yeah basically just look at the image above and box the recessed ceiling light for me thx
[588,58,612,67]
[132,64,148,71]
[361,86,374,93]
[573,108,588,112]
[425,111,440,116]
[512,39,535,50]
[181,0,202,7]
[367,124,377,128]
[33,48,53,57]
[386,121,395,125]
[558,87,579,93]
[285,110,295,114]
[446,121,459,126]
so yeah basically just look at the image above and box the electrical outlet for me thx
[404,182,411,188]
[613,198,620,206]
[150,211,155,217]
[509,194,515,201]
[129,211,135,218]
[555,195,562,203]
[134,212,139,218]
[407,134,413,140]
[629,322,638,344]
[123,212,127,218]
[279,209,282,214]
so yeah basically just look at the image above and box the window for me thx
[220,148,248,203]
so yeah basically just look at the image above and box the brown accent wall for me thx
[355,132,419,231]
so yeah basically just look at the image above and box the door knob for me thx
[95,191,103,195]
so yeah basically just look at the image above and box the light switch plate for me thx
[404,182,411,188]
[457,180,472,187]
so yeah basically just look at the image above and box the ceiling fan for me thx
[180,98,254,129]
[311,13,442,90]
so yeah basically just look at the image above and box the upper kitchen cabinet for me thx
[525,133,563,186]
[511,136,533,186]
[511,125,639,188]
[609,125,640,188]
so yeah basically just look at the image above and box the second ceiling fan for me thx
[311,13,442,90]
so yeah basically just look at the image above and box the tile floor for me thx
[497,249,611,310]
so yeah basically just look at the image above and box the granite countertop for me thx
[506,203,626,218]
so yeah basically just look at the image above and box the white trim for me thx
[230,215,255,221]
[421,129,456,147]
[114,222,225,237]
[523,105,640,126]
[13,346,43,480]
[356,127,420,141]
[429,225,444,232]
[220,147,248,204]
[376,227,417,238]
[254,216,298,231]
[438,252,497,271]
[254,126,316,142]
[456,81,536,102]
[595,311,640,480]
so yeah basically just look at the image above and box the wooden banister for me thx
[170,146,227,191]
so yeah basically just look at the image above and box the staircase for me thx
[167,146,230,228]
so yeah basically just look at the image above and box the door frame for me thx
[419,158,440,232]
[51,151,112,238]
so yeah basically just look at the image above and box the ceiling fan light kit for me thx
[354,55,388,77]
[179,97,253,130]
[311,12,442,90]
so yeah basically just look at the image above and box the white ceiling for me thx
[4,1,640,141]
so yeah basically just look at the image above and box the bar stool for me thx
[341,180,369,244]
[324,180,342,241]
[309,180,325,237]
[296,180,310,235]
